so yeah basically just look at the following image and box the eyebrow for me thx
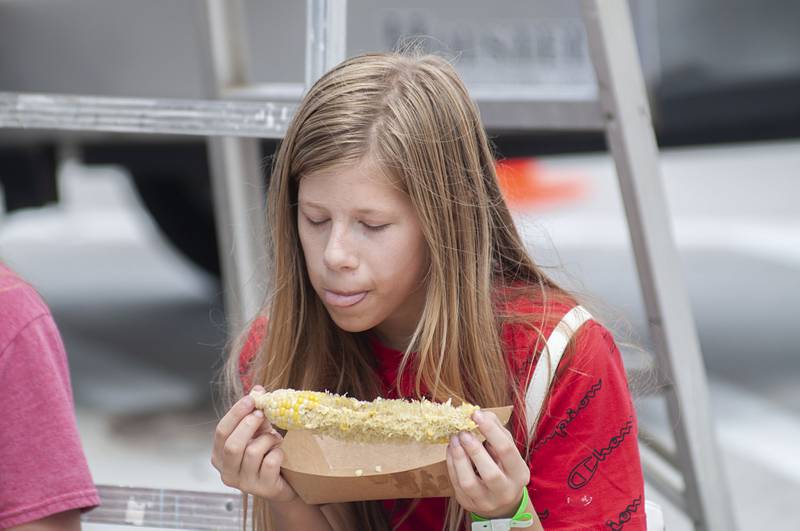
[299,200,387,216]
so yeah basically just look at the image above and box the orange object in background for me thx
[494,158,586,210]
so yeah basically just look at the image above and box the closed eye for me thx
[362,222,390,232]
[302,215,387,231]
[304,216,328,226]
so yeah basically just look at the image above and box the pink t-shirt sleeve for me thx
[0,298,100,528]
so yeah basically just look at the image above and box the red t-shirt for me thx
[239,302,646,530]
[0,264,100,528]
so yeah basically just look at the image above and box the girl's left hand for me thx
[446,409,531,519]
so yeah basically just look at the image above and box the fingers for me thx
[212,395,254,472]
[259,446,297,504]
[472,410,529,485]
[241,432,282,485]
[249,385,274,431]
[485,441,503,470]
[472,410,513,449]
[213,387,271,458]
[254,421,282,439]
[209,387,298,503]
[212,386,275,486]
[448,434,487,503]
[259,445,285,481]
[213,395,254,459]
[448,421,533,518]
[446,439,475,509]
[457,431,505,490]
[219,410,265,483]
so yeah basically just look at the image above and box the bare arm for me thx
[524,497,544,531]
[7,509,81,531]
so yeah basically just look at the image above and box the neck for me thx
[372,328,413,351]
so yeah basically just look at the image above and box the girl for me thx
[211,50,647,530]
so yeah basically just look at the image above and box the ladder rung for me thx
[0,85,602,138]
[83,485,243,530]
[222,82,606,131]
[0,92,296,139]
[639,443,688,513]
[639,425,677,465]
[223,82,305,101]
[478,98,604,131]
[471,84,604,131]
[468,83,598,102]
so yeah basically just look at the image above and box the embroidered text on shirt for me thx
[605,495,642,530]
[534,379,603,451]
[566,418,634,489]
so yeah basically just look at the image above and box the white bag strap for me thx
[520,308,667,530]
[524,305,593,435]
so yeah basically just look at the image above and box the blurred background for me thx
[1,1,798,529]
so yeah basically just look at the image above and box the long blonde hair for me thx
[223,49,579,531]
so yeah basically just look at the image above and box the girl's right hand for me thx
[211,385,297,503]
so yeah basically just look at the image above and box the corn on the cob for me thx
[249,388,480,444]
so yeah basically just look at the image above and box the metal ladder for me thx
[0,1,736,529]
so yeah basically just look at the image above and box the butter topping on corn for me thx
[249,388,480,443]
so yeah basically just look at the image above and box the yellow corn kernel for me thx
[249,388,480,444]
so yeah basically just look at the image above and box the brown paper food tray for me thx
[280,406,513,504]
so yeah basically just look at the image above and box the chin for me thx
[327,310,377,333]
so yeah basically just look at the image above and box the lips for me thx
[324,289,368,308]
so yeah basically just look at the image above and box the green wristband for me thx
[470,486,534,526]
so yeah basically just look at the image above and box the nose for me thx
[323,226,359,271]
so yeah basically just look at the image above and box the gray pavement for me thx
[1,140,798,530]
